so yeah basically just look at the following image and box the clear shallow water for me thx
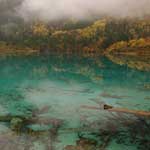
[0,55,150,150]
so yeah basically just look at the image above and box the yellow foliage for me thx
[32,23,49,36]
[52,30,67,37]
[107,38,150,52]
[92,20,106,29]
[78,19,106,38]
[108,41,128,52]
[129,38,150,48]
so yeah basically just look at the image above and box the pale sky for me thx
[1,0,150,21]
[22,0,150,21]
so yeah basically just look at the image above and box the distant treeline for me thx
[0,18,150,54]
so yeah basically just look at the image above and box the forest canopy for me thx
[0,18,149,55]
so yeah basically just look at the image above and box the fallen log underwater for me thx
[107,107,150,117]
[81,104,150,117]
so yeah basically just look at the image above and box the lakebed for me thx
[0,55,150,150]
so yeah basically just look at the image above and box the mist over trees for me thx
[0,0,150,24]
[0,0,23,24]
[0,0,149,55]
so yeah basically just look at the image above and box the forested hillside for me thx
[0,18,150,55]
[0,0,149,70]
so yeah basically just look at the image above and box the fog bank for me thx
[19,0,150,21]
[0,0,150,22]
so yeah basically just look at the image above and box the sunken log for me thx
[81,104,150,117]
[104,104,113,110]
[103,104,150,117]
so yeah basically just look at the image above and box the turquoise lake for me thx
[0,55,150,150]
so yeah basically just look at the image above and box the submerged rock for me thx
[64,138,97,150]
[10,117,23,131]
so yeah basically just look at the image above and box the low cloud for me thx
[19,0,150,21]
[0,0,150,22]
